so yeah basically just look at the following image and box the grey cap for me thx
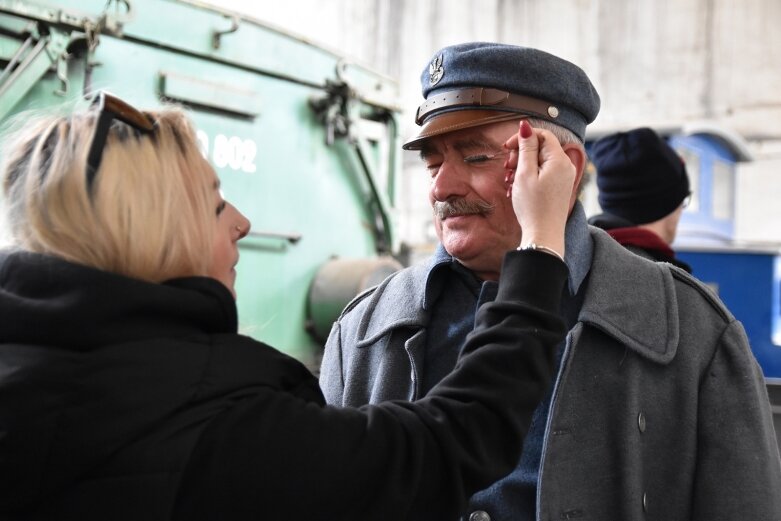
[403,42,601,149]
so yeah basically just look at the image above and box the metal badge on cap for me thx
[429,54,444,85]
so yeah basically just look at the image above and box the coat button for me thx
[643,492,648,512]
[638,411,646,433]
[469,511,491,521]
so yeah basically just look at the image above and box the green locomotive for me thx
[0,0,403,370]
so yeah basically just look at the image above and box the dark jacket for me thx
[320,227,781,520]
[0,248,567,521]
[588,212,692,272]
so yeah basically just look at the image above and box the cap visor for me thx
[403,110,525,150]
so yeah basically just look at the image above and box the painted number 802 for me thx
[196,130,257,173]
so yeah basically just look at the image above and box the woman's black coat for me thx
[0,249,567,520]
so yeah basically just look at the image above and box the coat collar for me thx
[422,202,594,310]
[578,227,679,364]
[0,249,238,348]
[354,213,680,364]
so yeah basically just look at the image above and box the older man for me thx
[320,42,781,521]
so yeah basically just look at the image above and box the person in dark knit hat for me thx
[589,127,692,272]
[320,41,781,521]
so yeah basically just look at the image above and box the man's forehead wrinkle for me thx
[419,131,498,159]
[453,136,494,151]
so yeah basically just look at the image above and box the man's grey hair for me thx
[526,117,583,148]
[526,117,587,196]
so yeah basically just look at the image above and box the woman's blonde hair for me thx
[1,98,217,283]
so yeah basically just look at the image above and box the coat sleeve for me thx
[692,319,781,519]
[173,251,568,521]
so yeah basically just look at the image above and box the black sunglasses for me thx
[85,91,156,194]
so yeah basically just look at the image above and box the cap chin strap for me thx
[415,87,560,126]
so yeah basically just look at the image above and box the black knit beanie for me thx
[591,128,690,225]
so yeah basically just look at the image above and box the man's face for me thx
[420,120,523,281]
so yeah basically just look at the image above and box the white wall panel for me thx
[210,0,781,245]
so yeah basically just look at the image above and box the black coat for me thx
[588,212,692,272]
[0,249,567,520]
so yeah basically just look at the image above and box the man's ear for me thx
[562,143,587,208]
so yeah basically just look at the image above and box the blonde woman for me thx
[0,93,572,520]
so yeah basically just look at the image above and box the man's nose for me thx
[430,160,469,202]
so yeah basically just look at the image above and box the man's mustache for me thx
[434,198,495,220]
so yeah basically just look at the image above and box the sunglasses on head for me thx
[85,91,156,194]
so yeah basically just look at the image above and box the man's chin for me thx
[440,241,503,280]
[441,234,482,260]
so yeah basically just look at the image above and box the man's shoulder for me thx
[337,260,431,321]
[666,262,735,322]
[592,227,733,318]
[585,228,741,365]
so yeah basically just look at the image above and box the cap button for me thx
[547,106,559,118]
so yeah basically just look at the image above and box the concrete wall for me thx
[212,0,781,247]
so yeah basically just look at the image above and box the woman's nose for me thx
[238,216,251,239]
[233,206,251,239]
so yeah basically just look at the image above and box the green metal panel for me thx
[0,0,401,369]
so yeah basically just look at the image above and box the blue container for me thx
[676,246,781,379]
[677,246,781,449]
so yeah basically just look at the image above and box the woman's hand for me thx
[503,120,576,259]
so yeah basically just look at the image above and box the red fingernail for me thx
[520,119,533,138]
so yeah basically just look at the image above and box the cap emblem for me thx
[429,54,444,85]
[547,106,559,118]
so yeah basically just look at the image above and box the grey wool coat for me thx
[320,226,781,521]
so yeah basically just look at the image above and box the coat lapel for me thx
[579,228,680,364]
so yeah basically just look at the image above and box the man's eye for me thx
[426,163,441,175]
[463,154,492,164]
